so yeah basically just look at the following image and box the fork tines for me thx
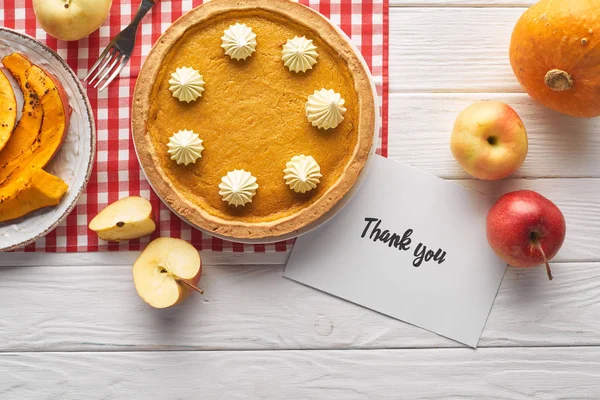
[84,46,129,91]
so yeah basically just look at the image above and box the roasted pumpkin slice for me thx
[0,167,68,223]
[0,70,17,153]
[0,53,71,186]
[1,53,44,159]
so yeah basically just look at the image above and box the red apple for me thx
[486,190,566,280]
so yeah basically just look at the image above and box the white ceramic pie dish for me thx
[137,12,381,245]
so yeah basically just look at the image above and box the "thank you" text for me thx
[361,217,447,267]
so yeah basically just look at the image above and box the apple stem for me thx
[534,242,553,281]
[177,278,204,295]
[63,0,71,8]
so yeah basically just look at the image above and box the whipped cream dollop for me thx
[281,36,319,73]
[168,67,205,103]
[221,23,257,61]
[305,88,347,130]
[167,130,204,166]
[283,155,322,194]
[219,169,259,207]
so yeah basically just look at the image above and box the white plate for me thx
[0,28,96,252]
[142,13,381,245]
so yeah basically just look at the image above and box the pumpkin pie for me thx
[132,0,375,239]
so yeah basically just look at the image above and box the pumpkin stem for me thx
[544,69,573,92]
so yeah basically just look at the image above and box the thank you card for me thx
[284,156,507,347]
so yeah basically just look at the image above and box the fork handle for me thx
[128,0,156,31]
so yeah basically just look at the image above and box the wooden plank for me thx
[389,7,526,92]
[0,250,289,267]
[1,261,599,352]
[1,348,599,399]
[388,93,600,179]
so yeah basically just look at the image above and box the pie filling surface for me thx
[146,9,361,224]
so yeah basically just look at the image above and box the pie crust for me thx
[132,0,376,239]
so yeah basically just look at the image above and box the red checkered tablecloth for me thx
[1,0,389,253]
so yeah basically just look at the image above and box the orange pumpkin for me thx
[510,0,600,118]
[0,70,17,153]
[0,53,71,185]
[0,53,71,221]
[0,167,68,223]
[0,53,44,161]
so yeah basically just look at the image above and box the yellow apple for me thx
[133,238,203,309]
[89,196,156,242]
[450,101,528,180]
[33,0,112,41]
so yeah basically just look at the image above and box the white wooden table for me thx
[2,1,600,398]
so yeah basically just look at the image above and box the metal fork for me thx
[85,0,156,91]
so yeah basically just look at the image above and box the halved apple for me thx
[0,70,17,153]
[89,196,156,241]
[133,238,203,309]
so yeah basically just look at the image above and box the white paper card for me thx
[284,155,507,347]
